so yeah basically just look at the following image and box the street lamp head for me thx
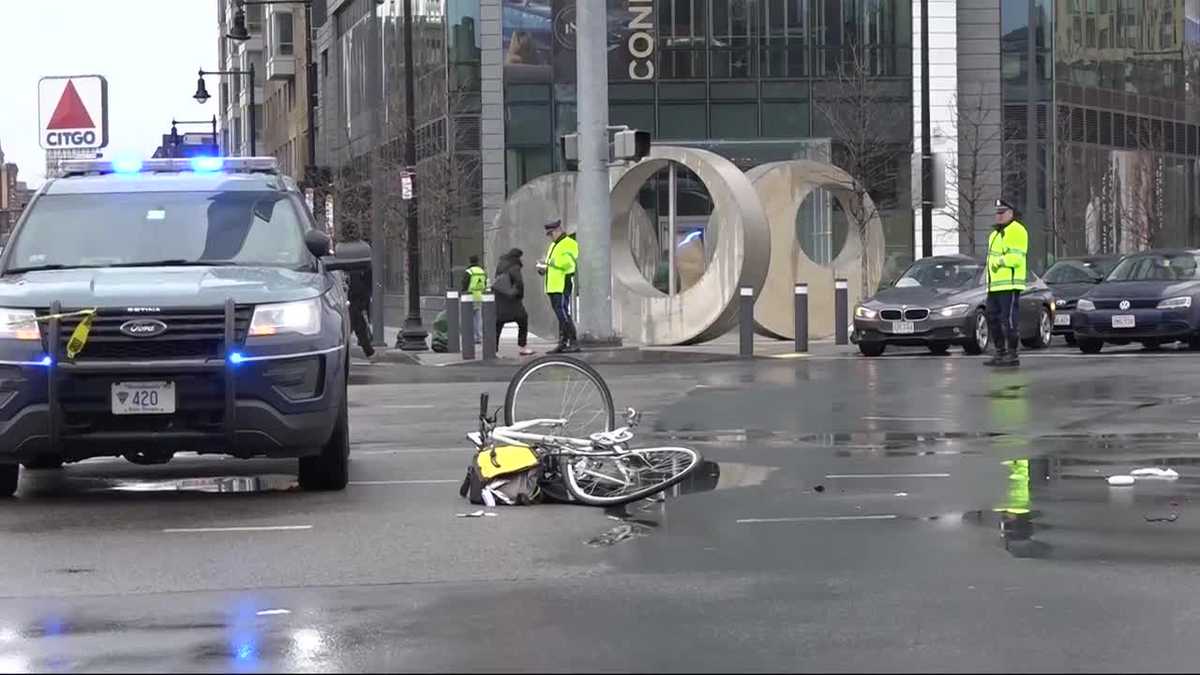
[193,76,211,104]
[226,7,251,41]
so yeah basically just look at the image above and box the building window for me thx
[246,2,263,33]
[321,49,329,76]
[274,11,295,56]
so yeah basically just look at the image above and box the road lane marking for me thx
[256,609,291,616]
[737,515,898,524]
[377,404,437,409]
[861,416,946,422]
[349,479,460,485]
[824,473,950,479]
[161,525,312,533]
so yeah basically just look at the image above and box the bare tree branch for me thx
[939,85,1004,255]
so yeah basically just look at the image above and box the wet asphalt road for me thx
[8,344,1200,671]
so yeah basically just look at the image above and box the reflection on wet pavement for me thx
[18,470,299,498]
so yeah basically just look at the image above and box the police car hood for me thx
[0,266,328,308]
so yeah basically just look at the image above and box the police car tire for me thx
[0,464,16,497]
[298,394,350,491]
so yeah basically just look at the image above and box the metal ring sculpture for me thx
[745,160,886,340]
[609,146,772,345]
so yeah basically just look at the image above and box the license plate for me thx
[892,321,915,334]
[1054,313,1071,326]
[111,381,176,415]
[1112,315,1136,329]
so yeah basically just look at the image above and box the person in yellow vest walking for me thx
[461,255,488,344]
[537,220,580,354]
[986,198,1029,368]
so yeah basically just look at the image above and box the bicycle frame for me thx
[469,418,631,457]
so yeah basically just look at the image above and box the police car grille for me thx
[40,308,254,360]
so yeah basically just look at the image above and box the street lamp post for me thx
[194,66,256,156]
[397,0,428,351]
[226,0,319,195]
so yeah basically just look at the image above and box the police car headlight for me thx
[0,308,40,341]
[1076,298,1096,312]
[249,298,322,337]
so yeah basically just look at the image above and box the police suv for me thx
[0,157,369,496]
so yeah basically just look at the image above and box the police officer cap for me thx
[994,198,1016,212]
[544,219,563,231]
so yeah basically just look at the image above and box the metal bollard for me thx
[481,294,497,361]
[445,291,460,354]
[739,287,754,358]
[794,283,809,353]
[460,297,476,360]
[834,279,849,345]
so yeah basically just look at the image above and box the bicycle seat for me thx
[589,427,634,445]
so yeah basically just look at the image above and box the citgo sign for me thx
[38,75,109,150]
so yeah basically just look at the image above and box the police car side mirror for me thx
[324,239,372,272]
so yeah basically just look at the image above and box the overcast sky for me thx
[0,0,219,187]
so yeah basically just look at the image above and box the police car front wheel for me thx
[298,394,350,491]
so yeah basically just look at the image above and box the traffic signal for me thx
[614,129,651,162]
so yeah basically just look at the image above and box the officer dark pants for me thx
[547,292,577,346]
[986,290,1021,355]
[349,299,375,357]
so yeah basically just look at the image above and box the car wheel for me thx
[1078,337,1104,354]
[859,343,886,357]
[0,464,16,497]
[928,344,950,355]
[1141,340,1163,351]
[21,455,63,470]
[298,393,350,492]
[963,310,989,355]
[1189,335,1200,351]
[1022,307,1053,349]
[1064,333,1077,346]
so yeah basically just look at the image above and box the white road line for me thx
[161,525,312,533]
[256,609,291,616]
[825,473,950,479]
[737,515,898,524]
[377,404,437,409]
[861,416,946,422]
[349,479,460,485]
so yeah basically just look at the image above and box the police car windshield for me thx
[1107,254,1200,282]
[895,259,982,289]
[7,191,307,272]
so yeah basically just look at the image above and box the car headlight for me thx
[249,298,322,337]
[854,305,877,320]
[1157,296,1193,310]
[1055,299,1066,308]
[1076,298,1095,311]
[937,304,971,318]
[0,308,40,341]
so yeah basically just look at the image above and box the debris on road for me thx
[586,522,653,547]
[1130,467,1180,480]
[1144,513,1179,523]
[456,510,498,518]
[1106,475,1135,486]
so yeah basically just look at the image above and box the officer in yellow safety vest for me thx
[986,198,1029,368]
[537,220,580,354]
[461,255,488,343]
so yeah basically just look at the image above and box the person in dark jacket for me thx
[346,257,375,359]
[493,248,534,356]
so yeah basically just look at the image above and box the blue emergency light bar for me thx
[59,157,279,177]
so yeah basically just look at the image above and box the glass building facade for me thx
[1003,0,1200,269]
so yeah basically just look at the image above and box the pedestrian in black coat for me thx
[493,248,533,356]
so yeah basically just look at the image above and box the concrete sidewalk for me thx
[357,324,850,366]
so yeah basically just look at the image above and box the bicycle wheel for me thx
[563,446,702,506]
[504,355,615,438]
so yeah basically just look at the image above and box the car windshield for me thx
[1106,254,1200,282]
[895,259,982,289]
[1044,259,1117,283]
[7,191,308,272]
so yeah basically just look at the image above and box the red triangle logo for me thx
[47,81,95,130]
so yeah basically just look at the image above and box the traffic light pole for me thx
[574,0,617,345]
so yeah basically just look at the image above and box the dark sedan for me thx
[1072,250,1200,353]
[852,255,1056,357]
[1043,255,1123,344]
